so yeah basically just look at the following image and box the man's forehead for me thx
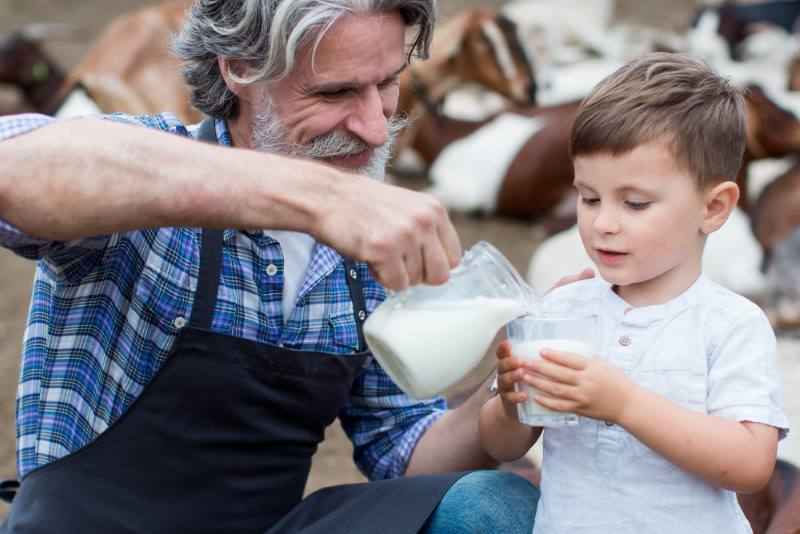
[291,12,407,85]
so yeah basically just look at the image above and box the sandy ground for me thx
[1,0,799,523]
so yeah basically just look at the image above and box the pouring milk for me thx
[363,241,535,400]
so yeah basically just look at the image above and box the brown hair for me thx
[570,52,746,188]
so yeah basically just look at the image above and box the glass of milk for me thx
[507,313,598,427]
[364,241,536,400]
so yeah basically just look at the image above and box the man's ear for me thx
[217,56,253,100]
[701,180,740,235]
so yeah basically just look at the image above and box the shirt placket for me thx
[596,316,637,475]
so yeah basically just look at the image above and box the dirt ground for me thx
[0,0,758,522]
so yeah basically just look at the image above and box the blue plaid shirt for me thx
[0,113,446,480]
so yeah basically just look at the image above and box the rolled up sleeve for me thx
[339,357,447,480]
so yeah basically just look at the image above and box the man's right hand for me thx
[312,172,461,290]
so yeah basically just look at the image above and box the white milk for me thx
[513,339,591,426]
[364,297,526,399]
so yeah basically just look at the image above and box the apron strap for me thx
[343,261,368,352]
[189,229,224,331]
[194,116,367,348]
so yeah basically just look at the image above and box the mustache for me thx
[296,114,413,160]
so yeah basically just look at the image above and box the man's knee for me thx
[421,470,539,533]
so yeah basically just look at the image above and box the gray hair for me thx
[173,0,437,119]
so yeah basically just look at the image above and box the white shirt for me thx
[532,274,789,534]
[266,230,316,323]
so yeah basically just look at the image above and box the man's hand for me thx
[547,268,595,294]
[313,172,461,290]
[524,348,637,423]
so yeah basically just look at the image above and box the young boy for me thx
[479,52,789,533]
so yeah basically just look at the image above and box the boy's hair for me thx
[570,52,746,188]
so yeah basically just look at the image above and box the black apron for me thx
[1,118,466,533]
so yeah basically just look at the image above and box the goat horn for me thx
[19,22,87,42]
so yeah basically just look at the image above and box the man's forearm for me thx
[0,119,331,240]
[405,375,500,475]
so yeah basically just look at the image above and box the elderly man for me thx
[0,1,539,532]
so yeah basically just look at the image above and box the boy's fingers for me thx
[496,340,512,359]
[527,359,578,385]
[501,391,527,404]
[498,367,525,391]
[497,357,522,374]
[533,394,574,413]
[540,349,588,370]
[526,374,575,400]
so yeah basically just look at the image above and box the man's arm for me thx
[405,374,500,475]
[0,118,460,289]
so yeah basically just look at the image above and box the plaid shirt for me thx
[0,113,446,480]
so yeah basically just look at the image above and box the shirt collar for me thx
[601,273,710,326]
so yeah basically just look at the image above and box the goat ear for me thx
[433,11,472,60]
[701,181,739,235]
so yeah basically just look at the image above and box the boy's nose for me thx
[593,206,620,234]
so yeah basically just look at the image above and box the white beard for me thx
[249,93,411,181]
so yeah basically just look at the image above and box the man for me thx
[0,1,539,532]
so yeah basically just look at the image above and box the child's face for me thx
[573,142,708,305]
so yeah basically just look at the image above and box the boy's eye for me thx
[580,197,600,206]
[626,200,650,210]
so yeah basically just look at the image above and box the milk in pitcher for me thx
[364,297,526,400]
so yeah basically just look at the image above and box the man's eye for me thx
[319,89,348,99]
[626,201,650,210]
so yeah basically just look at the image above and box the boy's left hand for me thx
[524,349,637,423]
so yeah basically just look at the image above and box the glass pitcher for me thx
[363,241,537,400]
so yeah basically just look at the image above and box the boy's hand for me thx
[524,349,638,423]
[495,341,529,419]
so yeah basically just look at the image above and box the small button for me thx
[266,264,279,276]
[172,316,187,329]
[358,310,367,321]
[349,268,358,280]
[619,335,631,346]
[605,421,614,427]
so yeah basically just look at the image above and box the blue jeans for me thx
[421,471,539,533]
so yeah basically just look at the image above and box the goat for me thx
[414,84,800,223]
[0,24,68,115]
[393,8,536,165]
[738,459,800,534]
[3,4,535,130]
[691,1,800,60]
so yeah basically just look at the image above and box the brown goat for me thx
[2,3,535,132]
[0,26,68,115]
[412,84,800,221]
[738,459,800,534]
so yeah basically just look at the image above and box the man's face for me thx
[573,142,709,305]
[245,11,407,178]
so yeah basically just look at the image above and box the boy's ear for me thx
[700,181,740,235]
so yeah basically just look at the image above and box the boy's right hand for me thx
[495,340,529,419]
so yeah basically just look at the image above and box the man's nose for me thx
[345,87,389,148]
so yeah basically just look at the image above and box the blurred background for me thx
[2,0,800,525]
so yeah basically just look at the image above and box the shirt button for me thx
[619,335,631,346]
[172,316,187,329]
[605,421,614,427]
[266,264,279,276]
[349,268,358,280]
[358,310,367,321]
